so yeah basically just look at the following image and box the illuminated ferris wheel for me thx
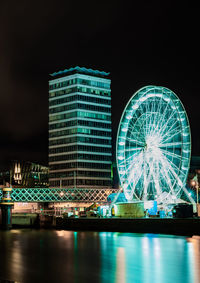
[116,86,192,204]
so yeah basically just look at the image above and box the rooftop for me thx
[50,66,110,78]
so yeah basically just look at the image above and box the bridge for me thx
[0,187,117,203]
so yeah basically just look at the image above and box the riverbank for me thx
[56,217,200,236]
[1,215,200,236]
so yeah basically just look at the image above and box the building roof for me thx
[50,66,110,78]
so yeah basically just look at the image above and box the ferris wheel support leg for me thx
[143,159,148,201]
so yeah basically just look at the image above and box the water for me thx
[0,230,200,283]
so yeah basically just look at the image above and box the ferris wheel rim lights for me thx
[116,85,192,204]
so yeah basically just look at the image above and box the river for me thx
[0,229,200,283]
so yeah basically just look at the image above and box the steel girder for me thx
[0,188,117,203]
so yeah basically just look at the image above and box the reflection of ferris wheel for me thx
[116,86,192,204]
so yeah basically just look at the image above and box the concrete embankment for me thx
[11,214,56,228]
[2,214,200,236]
[12,213,40,228]
[56,217,200,236]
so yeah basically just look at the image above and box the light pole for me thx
[74,171,76,189]
[191,175,199,215]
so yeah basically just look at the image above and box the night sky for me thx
[0,1,200,170]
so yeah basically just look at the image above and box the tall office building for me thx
[48,66,112,189]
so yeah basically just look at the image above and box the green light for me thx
[2,188,117,203]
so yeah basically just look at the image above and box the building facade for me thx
[0,161,49,188]
[48,67,112,188]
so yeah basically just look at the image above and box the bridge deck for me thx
[0,188,117,202]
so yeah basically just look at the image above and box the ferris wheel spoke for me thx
[159,155,177,198]
[148,157,162,199]
[120,135,145,145]
[134,111,149,139]
[159,141,182,148]
[151,102,172,137]
[161,123,180,141]
[152,172,162,199]
[160,148,181,159]
[161,103,177,125]
[168,161,186,179]
[144,103,150,138]
[159,143,187,194]
[143,159,148,201]
[146,99,158,137]
[159,121,179,143]
[148,101,157,136]
[124,155,136,164]
[125,151,143,172]
[160,122,181,141]
[166,161,183,187]
[126,156,144,200]
[160,152,186,181]
[126,137,145,146]
[149,98,166,137]
[125,147,143,152]
[160,147,185,161]
[161,129,182,144]
[157,109,177,137]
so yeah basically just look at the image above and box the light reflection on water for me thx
[0,230,199,283]
[99,232,200,283]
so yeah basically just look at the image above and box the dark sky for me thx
[0,1,200,170]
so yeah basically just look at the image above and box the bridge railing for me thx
[0,187,117,203]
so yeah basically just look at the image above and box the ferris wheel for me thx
[116,86,193,204]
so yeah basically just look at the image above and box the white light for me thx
[118,156,124,160]
[122,128,128,132]
[132,104,139,110]
[175,175,182,186]
[119,142,125,146]
[164,97,170,102]
[183,133,189,137]
[146,94,154,98]
[182,166,187,170]
[126,115,132,120]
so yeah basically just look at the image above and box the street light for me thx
[191,175,199,214]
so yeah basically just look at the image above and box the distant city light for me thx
[191,180,196,187]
